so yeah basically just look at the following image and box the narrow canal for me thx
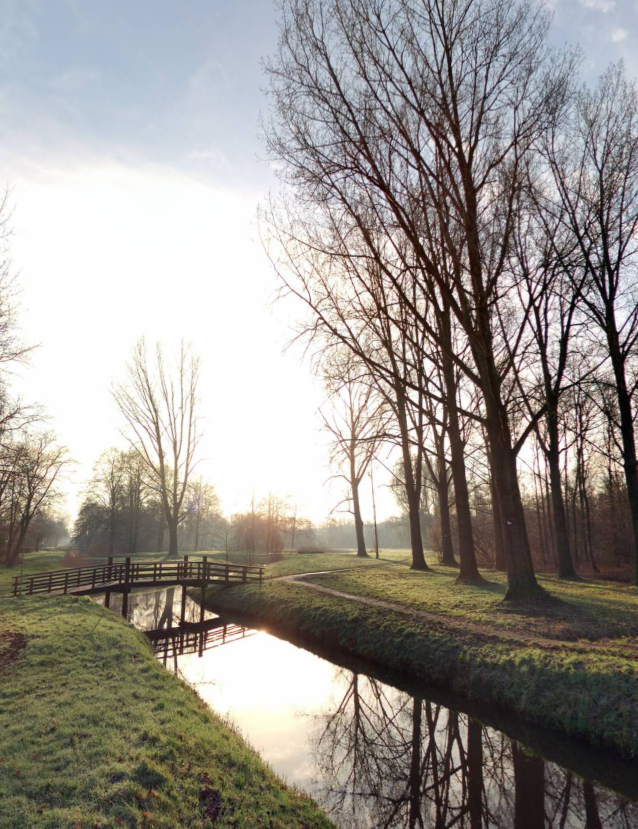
[96,587,638,828]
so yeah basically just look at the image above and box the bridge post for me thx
[104,591,111,609]
[107,556,113,583]
[121,557,131,621]
[200,556,208,625]
[180,584,187,624]
[182,555,189,581]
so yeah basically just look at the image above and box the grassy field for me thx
[202,552,638,759]
[0,551,332,829]
[181,548,410,577]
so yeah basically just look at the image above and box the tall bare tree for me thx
[264,0,574,598]
[547,63,638,583]
[112,339,202,558]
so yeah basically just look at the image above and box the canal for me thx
[96,586,638,828]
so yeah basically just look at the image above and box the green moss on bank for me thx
[204,572,638,760]
[0,555,332,829]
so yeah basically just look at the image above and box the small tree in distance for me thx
[112,339,202,558]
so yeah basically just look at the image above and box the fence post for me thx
[124,557,131,588]
[225,563,229,587]
[243,566,247,583]
[183,555,189,581]
[13,576,18,596]
[107,556,113,583]
[64,573,69,594]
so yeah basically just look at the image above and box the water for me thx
[96,587,638,828]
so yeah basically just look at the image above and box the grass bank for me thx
[0,552,332,829]
[202,555,638,760]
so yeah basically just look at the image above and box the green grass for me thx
[308,565,638,641]
[0,553,332,829]
[178,549,400,579]
[203,564,638,759]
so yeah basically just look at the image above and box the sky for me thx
[0,0,636,527]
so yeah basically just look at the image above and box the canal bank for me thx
[0,570,332,829]
[97,585,638,827]
[201,568,638,761]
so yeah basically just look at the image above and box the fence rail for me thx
[12,556,264,597]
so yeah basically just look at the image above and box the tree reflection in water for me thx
[311,671,638,829]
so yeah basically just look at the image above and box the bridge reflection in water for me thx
[93,586,255,667]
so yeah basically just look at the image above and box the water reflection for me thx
[94,586,255,668]
[311,671,638,828]
[95,588,638,828]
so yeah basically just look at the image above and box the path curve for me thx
[276,571,637,656]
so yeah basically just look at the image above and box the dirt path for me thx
[278,572,637,656]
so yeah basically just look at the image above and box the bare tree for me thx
[547,63,638,583]
[2,432,70,565]
[86,448,126,557]
[112,339,202,558]
[322,355,387,558]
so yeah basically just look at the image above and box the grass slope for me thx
[0,552,332,829]
[204,557,638,759]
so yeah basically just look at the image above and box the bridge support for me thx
[104,591,111,609]
[180,585,187,625]
[121,590,129,620]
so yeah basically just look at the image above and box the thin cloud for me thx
[579,0,616,11]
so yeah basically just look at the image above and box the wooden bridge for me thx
[12,555,264,619]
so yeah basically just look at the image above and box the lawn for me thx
[175,549,403,578]
[0,551,332,829]
[307,565,638,642]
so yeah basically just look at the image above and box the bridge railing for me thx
[12,556,264,596]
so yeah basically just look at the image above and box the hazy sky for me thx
[0,0,636,525]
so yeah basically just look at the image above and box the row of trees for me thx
[263,0,638,596]
[72,447,221,557]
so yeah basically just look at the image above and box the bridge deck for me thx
[12,556,264,597]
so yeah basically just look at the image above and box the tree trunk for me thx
[489,460,507,571]
[546,417,576,578]
[464,171,538,598]
[467,719,483,829]
[167,519,178,558]
[440,314,481,582]
[156,517,165,553]
[397,397,428,570]
[608,315,638,585]
[487,411,540,599]
[435,439,456,568]
[582,781,602,829]
[512,742,544,829]
[351,474,368,557]
[409,699,422,829]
